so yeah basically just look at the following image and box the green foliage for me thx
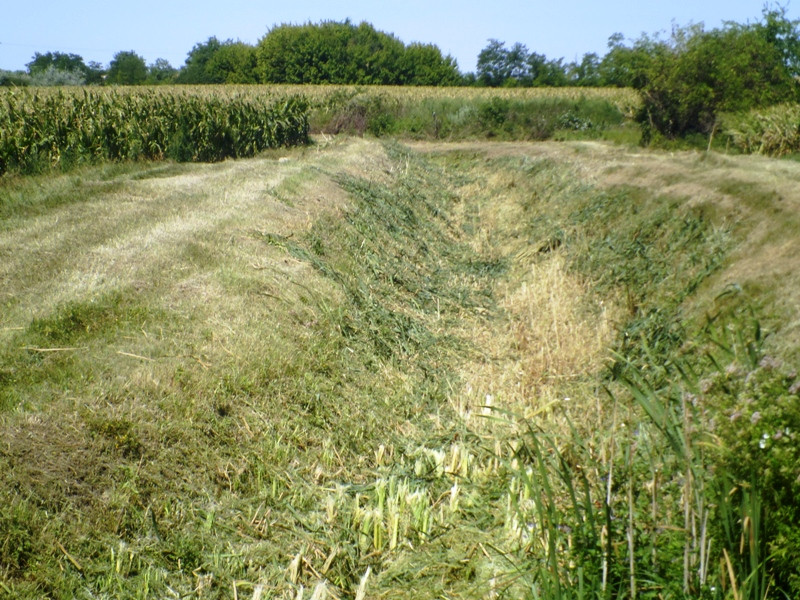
[0,89,309,175]
[567,52,602,86]
[146,58,177,85]
[177,36,223,84]
[0,70,31,87]
[26,51,86,76]
[314,88,627,141]
[106,51,148,86]
[178,38,258,84]
[721,103,800,156]
[634,15,800,140]
[256,20,461,85]
[205,41,258,83]
[526,52,570,86]
[477,39,520,86]
[759,5,800,76]
[23,51,104,85]
[30,66,86,86]
[476,40,616,87]
[598,33,656,88]
[699,299,800,597]
[398,43,462,86]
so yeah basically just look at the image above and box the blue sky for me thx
[1,1,792,73]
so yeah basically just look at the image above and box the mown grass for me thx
[0,139,506,598]
[2,137,799,599]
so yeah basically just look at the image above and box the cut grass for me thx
[1,137,799,599]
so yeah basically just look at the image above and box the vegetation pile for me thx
[0,88,309,175]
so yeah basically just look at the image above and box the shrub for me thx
[29,66,86,87]
[634,12,800,141]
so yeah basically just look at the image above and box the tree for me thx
[0,69,31,87]
[527,52,568,86]
[567,52,602,86]
[476,39,511,86]
[398,43,461,86]
[178,37,222,84]
[505,43,530,84]
[30,65,86,86]
[106,51,148,85]
[85,61,105,85]
[25,51,103,85]
[147,58,177,84]
[26,51,86,76]
[635,18,799,139]
[476,40,571,87]
[599,33,657,88]
[256,20,452,85]
[205,42,258,83]
[757,5,800,76]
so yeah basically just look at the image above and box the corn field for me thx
[721,103,800,157]
[0,87,309,175]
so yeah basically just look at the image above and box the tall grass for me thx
[314,89,632,140]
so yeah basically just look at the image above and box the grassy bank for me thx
[1,138,799,598]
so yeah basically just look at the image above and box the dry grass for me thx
[501,253,618,391]
[2,135,799,598]
[412,140,800,364]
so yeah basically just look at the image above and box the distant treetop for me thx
[256,20,461,85]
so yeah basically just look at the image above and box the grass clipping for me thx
[503,253,616,392]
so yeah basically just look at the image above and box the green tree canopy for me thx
[147,58,177,84]
[598,33,655,88]
[25,51,104,85]
[398,43,461,86]
[567,52,602,86]
[178,37,223,84]
[527,52,568,86]
[256,20,460,85]
[206,42,258,84]
[106,51,148,85]
[476,39,512,86]
[633,13,800,139]
[476,40,574,87]
[26,51,86,75]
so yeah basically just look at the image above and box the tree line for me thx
[0,21,460,87]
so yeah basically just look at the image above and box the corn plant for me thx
[0,88,309,175]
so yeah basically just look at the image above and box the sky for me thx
[1,1,794,74]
